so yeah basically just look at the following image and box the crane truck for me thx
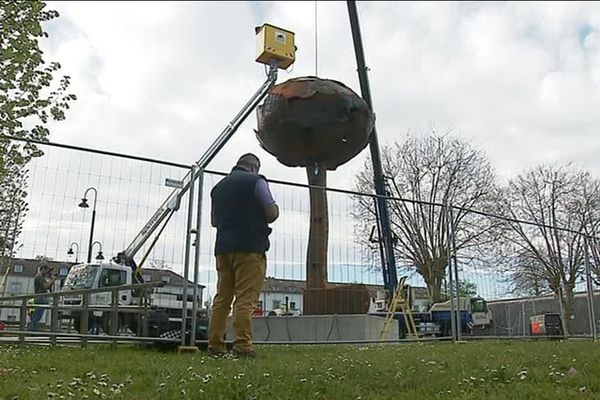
[371,283,493,338]
[61,24,296,343]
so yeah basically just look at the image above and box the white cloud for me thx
[16,1,600,293]
[40,1,600,182]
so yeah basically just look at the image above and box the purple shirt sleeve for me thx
[254,177,276,207]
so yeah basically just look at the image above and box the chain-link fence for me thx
[1,136,598,345]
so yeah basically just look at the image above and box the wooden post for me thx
[51,294,59,346]
[19,298,27,343]
[81,293,89,348]
[306,163,328,289]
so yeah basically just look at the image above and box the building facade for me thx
[256,277,383,316]
[0,258,72,322]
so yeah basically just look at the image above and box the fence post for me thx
[111,288,118,348]
[51,293,59,346]
[191,169,205,346]
[142,288,149,338]
[19,298,27,343]
[521,302,526,337]
[445,204,457,342]
[181,164,197,346]
[448,205,462,341]
[81,293,89,348]
[584,236,597,340]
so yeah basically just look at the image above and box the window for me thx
[161,276,171,284]
[63,265,98,289]
[176,294,197,302]
[13,265,23,273]
[272,300,281,309]
[470,298,488,313]
[142,274,151,282]
[289,302,296,310]
[8,282,22,295]
[99,268,127,287]
[59,267,68,277]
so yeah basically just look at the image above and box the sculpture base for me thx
[228,314,397,342]
[303,285,371,315]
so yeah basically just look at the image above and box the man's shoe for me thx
[231,348,256,359]
[207,348,227,359]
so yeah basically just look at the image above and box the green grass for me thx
[1,341,600,399]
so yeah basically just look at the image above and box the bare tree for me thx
[581,184,600,282]
[500,253,552,297]
[498,163,600,333]
[589,237,600,283]
[354,132,498,302]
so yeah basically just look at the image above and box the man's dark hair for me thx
[237,153,260,170]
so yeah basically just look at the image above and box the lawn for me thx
[1,340,600,400]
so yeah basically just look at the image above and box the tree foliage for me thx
[354,132,498,302]
[0,1,75,267]
[0,164,28,262]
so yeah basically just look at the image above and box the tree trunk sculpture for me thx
[256,77,374,291]
[306,162,328,288]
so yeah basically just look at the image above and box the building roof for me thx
[3,258,205,288]
[262,277,384,297]
[5,258,75,278]
[141,268,205,288]
[487,289,595,305]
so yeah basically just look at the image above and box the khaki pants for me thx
[208,252,266,352]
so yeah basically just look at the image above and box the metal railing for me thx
[0,281,180,347]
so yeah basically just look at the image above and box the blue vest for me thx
[211,167,271,255]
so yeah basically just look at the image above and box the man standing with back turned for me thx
[208,153,279,358]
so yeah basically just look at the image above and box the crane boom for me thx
[114,65,279,267]
[347,0,398,294]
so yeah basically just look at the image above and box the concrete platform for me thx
[227,314,397,342]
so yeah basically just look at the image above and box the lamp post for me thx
[67,242,80,263]
[91,241,104,261]
[78,187,98,263]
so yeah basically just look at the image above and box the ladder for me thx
[0,265,10,297]
[379,277,419,340]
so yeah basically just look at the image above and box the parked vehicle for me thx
[371,285,493,337]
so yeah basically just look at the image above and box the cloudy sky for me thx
[17,1,600,300]
[42,1,600,185]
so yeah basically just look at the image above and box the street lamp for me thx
[91,241,104,261]
[67,242,80,263]
[79,187,98,263]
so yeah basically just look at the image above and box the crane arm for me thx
[114,65,279,268]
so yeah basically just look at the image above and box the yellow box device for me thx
[255,23,296,69]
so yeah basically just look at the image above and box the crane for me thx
[62,24,296,339]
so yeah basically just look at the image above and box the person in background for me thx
[208,153,279,358]
[28,264,57,331]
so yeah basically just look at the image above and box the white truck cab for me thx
[63,263,135,307]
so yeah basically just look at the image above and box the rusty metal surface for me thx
[256,77,374,170]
